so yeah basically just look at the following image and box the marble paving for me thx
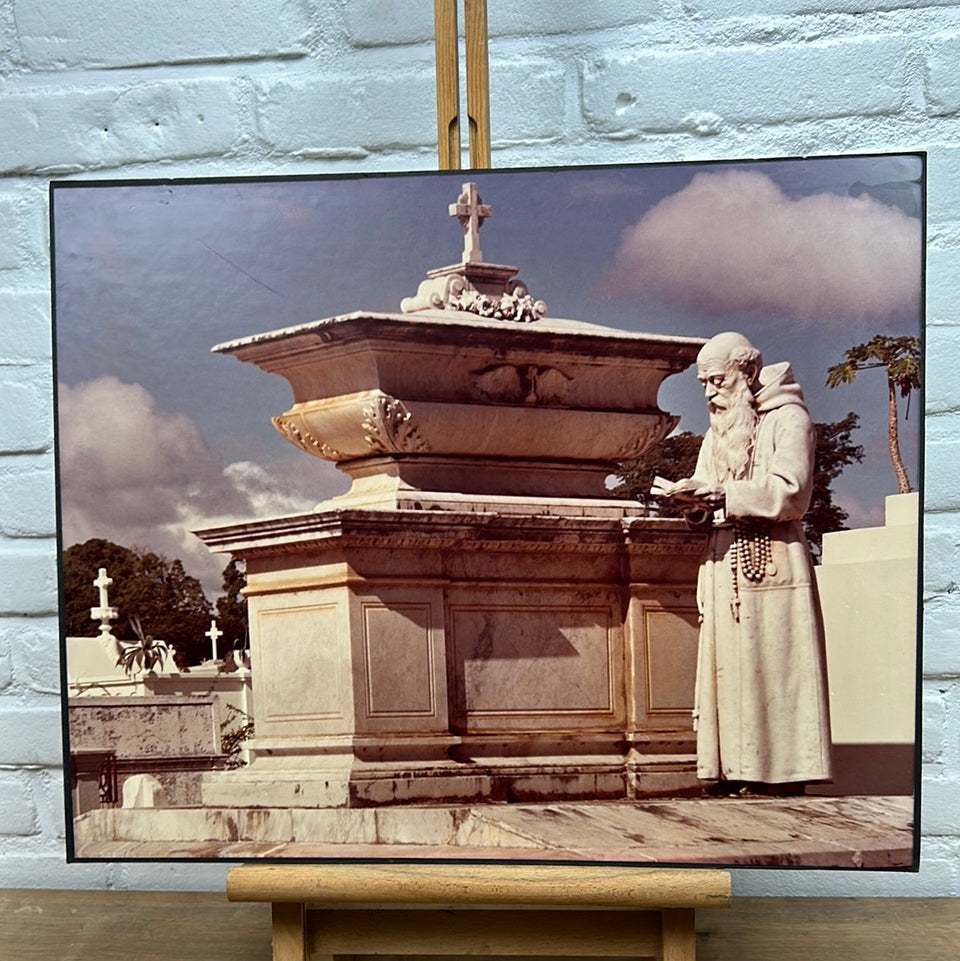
[75,795,913,868]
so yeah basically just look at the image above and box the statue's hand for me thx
[692,485,725,510]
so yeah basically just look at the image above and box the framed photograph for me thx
[53,153,922,868]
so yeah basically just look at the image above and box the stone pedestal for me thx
[198,503,704,808]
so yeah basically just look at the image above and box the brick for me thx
[926,35,960,117]
[923,593,960,677]
[685,0,958,15]
[6,617,61,696]
[0,776,38,835]
[346,0,656,46]
[109,861,231,891]
[0,857,118,887]
[491,61,566,144]
[924,324,960,414]
[0,367,52,452]
[925,411,960,447]
[0,80,238,175]
[923,513,960,595]
[926,247,960,328]
[0,545,58,615]
[33,768,66,838]
[926,145,960,227]
[0,200,21,269]
[0,700,62,766]
[0,461,56,538]
[0,291,51,362]
[0,644,11,692]
[254,72,435,154]
[921,778,960,835]
[581,38,908,135]
[15,0,309,69]
[922,685,948,764]
[0,186,49,274]
[924,435,960,513]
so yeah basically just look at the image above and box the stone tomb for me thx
[198,183,706,810]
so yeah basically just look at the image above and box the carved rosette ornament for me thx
[361,396,431,454]
[272,414,344,461]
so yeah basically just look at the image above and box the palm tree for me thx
[826,335,921,494]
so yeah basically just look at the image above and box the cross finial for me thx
[206,619,223,662]
[90,567,118,640]
[449,182,491,265]
[93,568,112,608]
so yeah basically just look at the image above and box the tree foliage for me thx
[826,335,920,494]
[805,412,864,556]
[62,539,213,668]
[613,415,864,556]
[214,557,248,655]
[609,431,702,515]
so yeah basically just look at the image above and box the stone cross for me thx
[449,182,491,265]
[90,567,118,640]
[206,619,223,662]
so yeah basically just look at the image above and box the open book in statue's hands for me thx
[650,476,723,510]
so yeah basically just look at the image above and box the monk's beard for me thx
[709,383,758,481]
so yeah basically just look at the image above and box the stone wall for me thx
[68,696,224,809]
[0,0,957,896]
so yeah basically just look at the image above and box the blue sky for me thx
[52,154,923,595]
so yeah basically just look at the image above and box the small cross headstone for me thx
[206,619,223,663]
[90,567,118,640]
[449,182,491,265]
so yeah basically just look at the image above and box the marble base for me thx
[197,503,705,810]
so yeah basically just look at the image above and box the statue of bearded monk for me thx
[655,332,833,797]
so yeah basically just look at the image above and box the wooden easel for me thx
[226,8,730,958]
[433,0,490,169]
[227,863,731,961]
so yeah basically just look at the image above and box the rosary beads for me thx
[734,521,777,582]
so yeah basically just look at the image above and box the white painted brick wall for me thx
[14,0,311,69]
[346,1,660,47]
[0,0,957,897]
[581,39,910,135]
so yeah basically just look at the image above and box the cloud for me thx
[605,170,921,324]
[57,377,342,595]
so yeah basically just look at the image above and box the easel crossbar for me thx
[227,864,732,910]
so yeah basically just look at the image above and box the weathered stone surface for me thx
[73,795,914,868]
[197,505,704,811]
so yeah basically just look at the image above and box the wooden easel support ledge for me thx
[227,863,731,961]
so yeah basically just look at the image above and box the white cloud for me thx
[606,170,921,324]
[57,377,344,596]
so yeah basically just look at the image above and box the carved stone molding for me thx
[272,414,343,461]
[471,363,572,406]
[362,396,432,454]
[401,274,546,322]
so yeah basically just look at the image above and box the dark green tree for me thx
[61,539,213,667]
[610,431,702,515]
[805,412,864,557]
[826,335,921,494]
[214,557,248,655]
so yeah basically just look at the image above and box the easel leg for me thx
[272,901,307,961]
[661,908,696,961]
